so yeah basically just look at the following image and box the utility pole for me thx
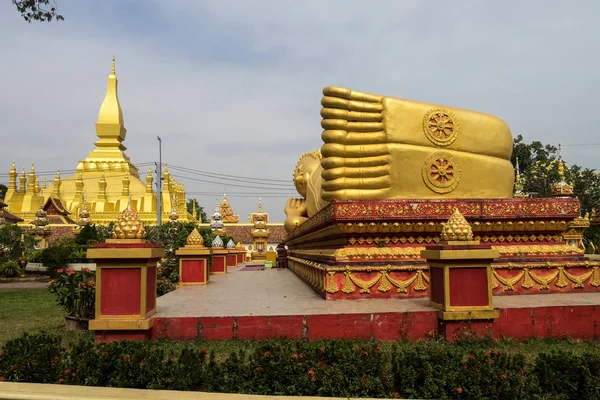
[156,136,163,226]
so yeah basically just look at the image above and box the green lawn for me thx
[0,288,66,346]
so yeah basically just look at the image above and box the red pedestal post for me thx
[236,249,245,265]
[176,246,210,285]
[226,249,237,269]
[87,240,165,343]
[421,242,499,341]
[210,248,228,274]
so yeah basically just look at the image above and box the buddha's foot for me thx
[320,86,514,200]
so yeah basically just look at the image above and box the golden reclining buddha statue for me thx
[284,86,515,234]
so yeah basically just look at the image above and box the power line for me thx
[170,173,295,191]
[167,163,293,184]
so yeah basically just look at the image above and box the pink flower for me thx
[48,280,54,286]
[83,267,91,273]
[57,268,64,273]
[67,268,75,276]
[88,280,95,287]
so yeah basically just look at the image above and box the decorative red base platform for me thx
[148,268,600,342]
[151,301,600,342]
[285,198,598,299]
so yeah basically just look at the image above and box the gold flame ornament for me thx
[440,208,473,241]
[186,228,205,247]
[112,206,146,239]
[235,241,245,250]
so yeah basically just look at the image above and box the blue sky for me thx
[1,0,600,221]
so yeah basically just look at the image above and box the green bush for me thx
[0,332,62,383]
[40,246,72,270]
[26,248,43,263]
[3,335,600,398]
[0,259,22,277]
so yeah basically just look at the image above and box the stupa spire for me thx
[8,161,17,190]
[51,169,61,197]
[98,54,123,126]
[20,168,26,192]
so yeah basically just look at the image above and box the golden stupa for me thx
[4,56,190,225]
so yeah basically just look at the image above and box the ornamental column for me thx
[210,236,228,274]
[235,242,246,265]
[87,206,165,342]
[226,239,238,269]
[421,208,499,341]
[176,228,210,285]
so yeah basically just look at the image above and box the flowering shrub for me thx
[3,334,600,398]
[47,267,95,320]
[157,266,178,297]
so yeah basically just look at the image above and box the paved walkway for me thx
[156,266,600,318]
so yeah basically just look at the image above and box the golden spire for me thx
[145,168,153,193]
[27,163,36,192]
[112,206,145,239]
[20,168,26,192]
[97,54,124,125]
[258,195,263,213]
[191,199,197,220]
[185,228,205,247]
[52,169,61,197]
[8,161,17,190]
[122,170,130,196]
[551,143,573,197]
[441,208,473,242]
[42,177,47,189]
[98,174,107,200]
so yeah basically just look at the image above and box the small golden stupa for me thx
[185,228,205,247]
[111,205,146,240]
[440,208,473,242]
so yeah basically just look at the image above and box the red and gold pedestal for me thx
[177,228,210,285]
[177,247,210,285]
[87,239,165,343]
[226,249,238,269]
[422,240,499,341]
[210,248,228,274]
[236,249,246,265]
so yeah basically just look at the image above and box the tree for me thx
[512,136,600,247]
[0,184,7,201]
[511,134,558,173]
[187,199,209,223]
[12,0,63,23]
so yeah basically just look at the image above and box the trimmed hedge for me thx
[1,332,600,399]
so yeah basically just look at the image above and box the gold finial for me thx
[186,228,205,247]
[42,177,47,189]
[10,161,16,172]
[111,53,115,75]
[258,195,263,212]
[112,206,146,239]
[441,208,473,242]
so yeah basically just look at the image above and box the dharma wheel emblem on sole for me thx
[422,152,461,194]
[423,108,459,146]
